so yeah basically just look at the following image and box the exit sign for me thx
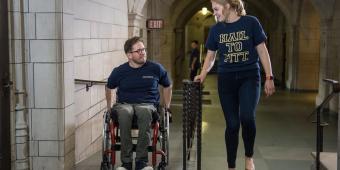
[147,19,164,29]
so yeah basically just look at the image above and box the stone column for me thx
[316,19,332,106]
[8,0,30,169]
[8,0,75,169]
[285,24,299,90]
[128,13,143,38]
[14,71,29,170]
[174,28,186,84]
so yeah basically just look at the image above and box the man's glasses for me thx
[130,48,147,54]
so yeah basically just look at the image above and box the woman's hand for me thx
[264,79,275,97]
[194,72,207,83]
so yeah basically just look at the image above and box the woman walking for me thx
[195,0,275,169]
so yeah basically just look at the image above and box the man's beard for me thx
[132,57,146,65]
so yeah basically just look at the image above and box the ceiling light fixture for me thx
[202,7,208,15]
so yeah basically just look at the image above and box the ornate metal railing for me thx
[182,80,202,170]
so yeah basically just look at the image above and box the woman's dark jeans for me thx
[217,69,260,168]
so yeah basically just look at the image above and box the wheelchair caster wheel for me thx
[158,162,166,170]
[100,162,112,170]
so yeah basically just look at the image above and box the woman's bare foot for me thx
[245,157,255,170]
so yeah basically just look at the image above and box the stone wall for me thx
[73,0,128,164]
[8,0,131,169]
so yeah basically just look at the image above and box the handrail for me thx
[323,79,340,93]
[313,78,340,170]
[74,79,107,91]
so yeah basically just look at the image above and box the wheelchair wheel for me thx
[160,109,170,167]
[158,164,166,170]
[101,111,113,170]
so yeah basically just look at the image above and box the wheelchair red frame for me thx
[101,107,170,170]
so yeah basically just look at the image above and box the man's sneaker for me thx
[116,162,132,170]
[135,161,153,170]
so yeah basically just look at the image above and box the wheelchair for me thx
[100,105,170,170]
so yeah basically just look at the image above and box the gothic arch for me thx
[128,0,147,14]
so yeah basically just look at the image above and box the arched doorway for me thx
[170,0,289,89]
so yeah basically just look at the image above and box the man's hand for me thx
[106,106,111,112]
[105,86,112,112]
[165,107,172,123]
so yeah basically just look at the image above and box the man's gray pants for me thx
[114,103,156,164]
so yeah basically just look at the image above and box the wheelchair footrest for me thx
[113,144,155,152]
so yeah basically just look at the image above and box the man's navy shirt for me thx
[205,15,267,73]
[107,61,171,105]
[190,48,200,68]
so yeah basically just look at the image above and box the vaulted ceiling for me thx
[138,0,324,27]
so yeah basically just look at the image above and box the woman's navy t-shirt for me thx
[107,61,171,105]
[205,15,267,73]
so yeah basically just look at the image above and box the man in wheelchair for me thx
[105,36,172,170]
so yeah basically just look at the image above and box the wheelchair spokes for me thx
[101,111,113,170]
[158,109,170,169]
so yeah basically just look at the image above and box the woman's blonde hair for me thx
[211,0,246,16]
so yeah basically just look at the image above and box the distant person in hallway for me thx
[106,36,172,170]
[189,40,201,81]
[194,0,275,170]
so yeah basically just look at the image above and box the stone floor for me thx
[76,74,338,170]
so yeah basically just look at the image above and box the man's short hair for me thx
[124,36,143,54]
[191,40,198,44]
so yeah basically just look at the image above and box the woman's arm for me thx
[256,42,275,96]
[194,50,216,83]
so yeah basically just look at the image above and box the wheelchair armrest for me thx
[110,108,118,122]
[152,110,160,124]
